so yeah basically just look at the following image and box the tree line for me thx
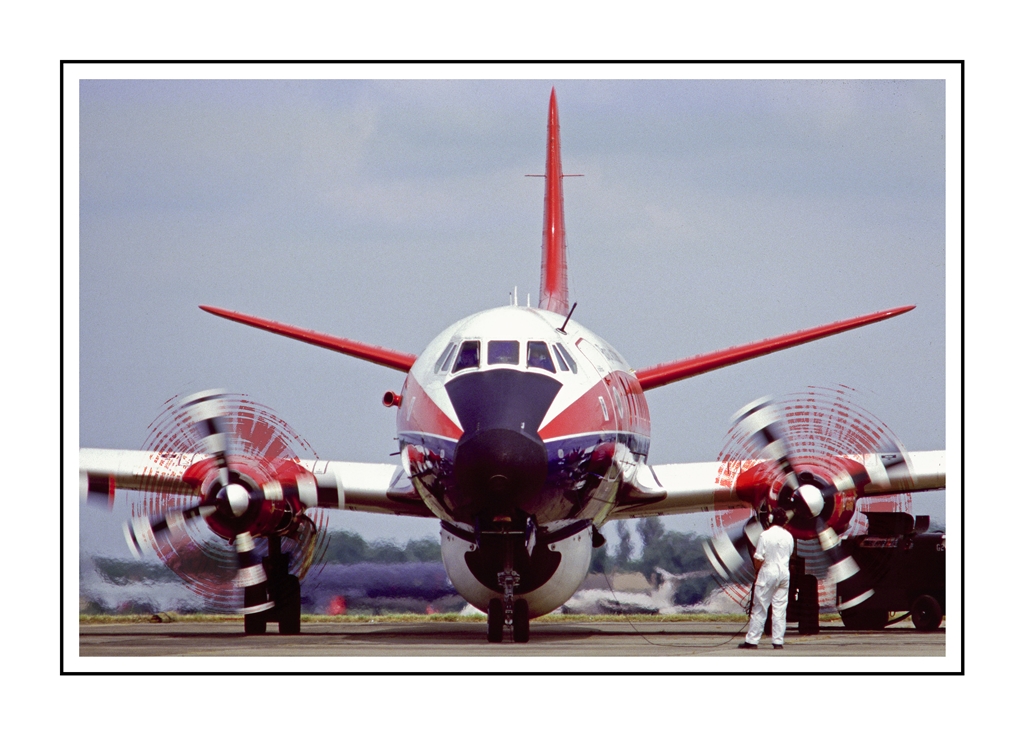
[319,530,443,565]
[320,518,711,575]
[320,518,710,574]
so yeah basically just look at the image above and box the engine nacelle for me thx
[181,455,317,542]
[731,455,893,542]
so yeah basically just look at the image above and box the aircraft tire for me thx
[797,575,819,634]
[277,575,302,635]
[486,599,503,643]
[244,613,267,635]
[512,599,529,643]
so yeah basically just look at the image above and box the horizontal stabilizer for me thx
[634,305,914,391]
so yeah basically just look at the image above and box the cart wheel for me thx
[911,594,943,631]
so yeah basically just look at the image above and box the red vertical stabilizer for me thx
[539,88,570,316]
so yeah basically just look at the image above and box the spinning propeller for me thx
[123,390,327,615]
[703,386,913,612]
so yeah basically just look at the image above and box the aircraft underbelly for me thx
[440,523,593,617]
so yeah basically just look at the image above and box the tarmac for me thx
[74,617,953,672]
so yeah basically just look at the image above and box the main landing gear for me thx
[244,537,301,635]
[486,531,530,643]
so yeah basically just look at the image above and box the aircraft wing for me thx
[608,450,946,520]
[607,461,746,520]
[79,448,433,517]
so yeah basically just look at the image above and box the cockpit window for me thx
[441,343,458,372]
[553,343,577,373]
[452,341,481,372]
[434,342,457,373]
[487,340,520,366]
[551,344,569,372]
[526,341,556,373]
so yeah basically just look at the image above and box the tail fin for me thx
[539,88,570,316]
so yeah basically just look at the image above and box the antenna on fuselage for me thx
[557,302,578,334]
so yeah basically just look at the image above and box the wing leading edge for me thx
[607,450,946,521]
[80,448,432,517]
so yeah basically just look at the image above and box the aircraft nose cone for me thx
[454,427,548,515]
[444,368,562,521]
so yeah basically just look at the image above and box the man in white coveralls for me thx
[738,510,795,650]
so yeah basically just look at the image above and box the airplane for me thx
[79,88,946,643]
[558,568,711,616]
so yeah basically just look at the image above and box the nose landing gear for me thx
[486,532,530,643]
[512,599,529,642]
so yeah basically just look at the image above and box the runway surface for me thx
[75,618,949,671]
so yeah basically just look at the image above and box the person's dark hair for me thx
[771,509,788,526]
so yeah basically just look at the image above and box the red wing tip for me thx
[862,304,914,321]
[200,304,234,317]
[200,304,259,323]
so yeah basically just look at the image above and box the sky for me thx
[72,69,955,560]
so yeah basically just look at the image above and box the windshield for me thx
[487,340,520,365]
[452,341,481,372]
[527,341,556,373]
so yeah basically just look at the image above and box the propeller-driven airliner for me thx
[80,89,946,642]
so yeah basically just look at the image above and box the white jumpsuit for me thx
[744,524,795,646]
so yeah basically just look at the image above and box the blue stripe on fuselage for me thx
[398,430,647,524]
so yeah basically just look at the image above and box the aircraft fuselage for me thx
[396,305,650,615]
